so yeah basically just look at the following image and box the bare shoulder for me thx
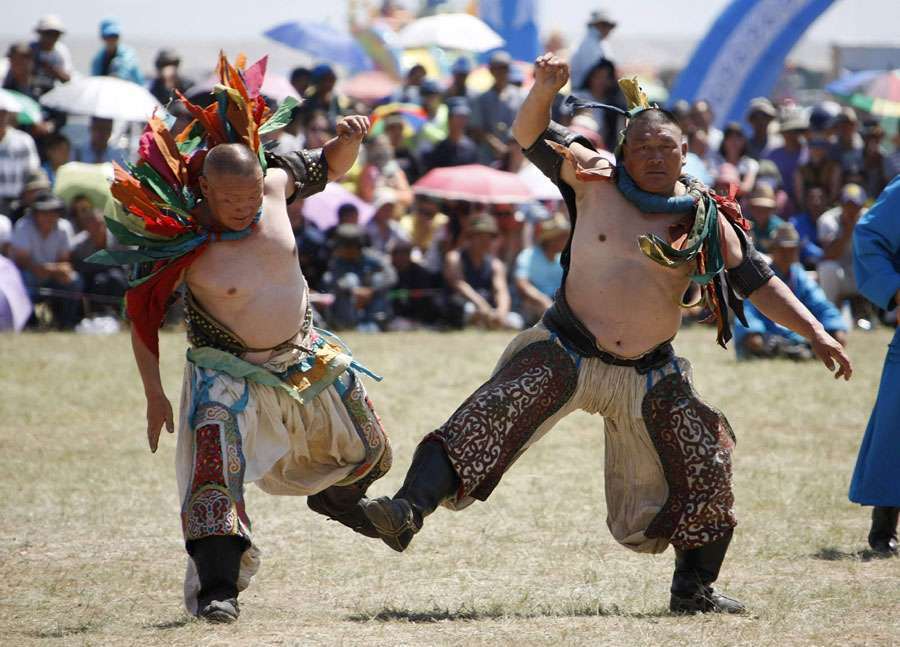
[569,142,614,175]
[264,167,290,196]
[557,141,615,187]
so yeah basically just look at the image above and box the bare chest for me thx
[572,183,693,268]
[187,212,300,300]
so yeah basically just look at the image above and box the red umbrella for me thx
[339,70,398,104]
[413,164,533,203]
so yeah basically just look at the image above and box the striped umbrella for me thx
[826,69,900,118]
[369,102,429,135]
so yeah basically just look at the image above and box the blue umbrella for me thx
[824,69,884,96]
[264,22,373,72]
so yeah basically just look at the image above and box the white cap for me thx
[35,14,66,33]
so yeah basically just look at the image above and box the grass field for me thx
[2,326,898,647]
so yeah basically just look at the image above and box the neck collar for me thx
[201,206,262,242]
[617,166,699,213]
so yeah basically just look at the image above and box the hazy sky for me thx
[4,0,900,44]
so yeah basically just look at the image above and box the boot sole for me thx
[363,498,413,553]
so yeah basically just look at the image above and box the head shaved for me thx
[624,108,682,143]
[203,143,261,178]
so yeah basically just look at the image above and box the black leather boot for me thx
[868,506,899,556]
[189,534,245,622]
[669,530,745,614]
[307,485,380,538]
[363,440,460,552]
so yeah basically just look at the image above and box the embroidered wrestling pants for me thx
[428,325,737,554]
[175,358,391,614]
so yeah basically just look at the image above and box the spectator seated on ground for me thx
[789,185,829,270]
[287,197,329,292]
[470,51,524,165]
[382,113,423,184]
[399,194,449,274]
[71,207,128,317]
[323,223,397,332]
[74,116,127,166]
[146,48,193,107]
[29,14,73,98]
[492,203,527,281]
[709,121,759,195]
[8,167,51,223]
[744,182,785,252]
[735,222,847,360]
[794,129,842,207]
[9,189,83,329]
[444,213,523,331]
[765,112,809,215]
[422,98,478,172]
[387,237,445,330]
[365,187,410,254]
[37,132,71,185]
[0,98,41,216]
[829,107,864,181]
[816,183,870,324]
[325,202,360,243]
[744,97,779,160]
[514,212,569,326]
[91,17,143,84]
[358,134,415,210]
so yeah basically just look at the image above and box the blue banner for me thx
[479,0,540,63]
[668,0,836,128]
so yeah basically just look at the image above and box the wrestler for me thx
[93,55,391,623]
[362,55,852,614]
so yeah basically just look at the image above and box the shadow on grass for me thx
[348,604,670,623]
[29,623,95,639]
[812,546,897,562]
[146,618,192,630]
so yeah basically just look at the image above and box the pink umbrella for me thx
[189,72,301,104]
[413,164,533,203]
[339,70,399,104]
[302,182,375,230]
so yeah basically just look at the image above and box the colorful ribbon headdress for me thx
[89,52,300,357]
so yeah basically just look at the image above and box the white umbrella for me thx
[39,76,166,121]
[397,13,505,52]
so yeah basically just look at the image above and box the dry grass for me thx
[2,326,898,647]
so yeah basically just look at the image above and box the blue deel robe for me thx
[848,175,900,506]
[733,262,846,359]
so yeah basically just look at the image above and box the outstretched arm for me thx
[719,215,852,380]
[324,115,370,181]
[748,278,852,380]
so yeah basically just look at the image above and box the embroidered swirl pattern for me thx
[430,340,577,502]
[642,373,737,550]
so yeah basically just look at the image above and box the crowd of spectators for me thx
[1,10,898,347]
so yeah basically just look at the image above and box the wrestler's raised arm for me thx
[511,53,567,150]
[323,115,370,181]
[512,55,601,187]
[131,326,174,453]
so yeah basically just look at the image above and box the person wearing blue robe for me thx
[849,175,900,556]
